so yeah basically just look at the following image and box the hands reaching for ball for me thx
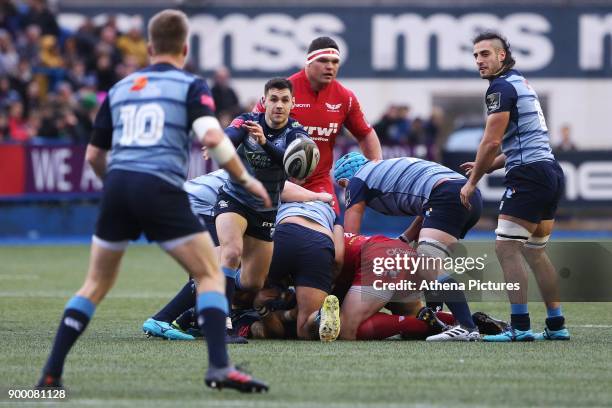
[243,121,266,145]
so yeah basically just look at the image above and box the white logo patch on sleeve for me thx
[486,92,501,112]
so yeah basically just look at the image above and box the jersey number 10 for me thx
[119,103,165,146]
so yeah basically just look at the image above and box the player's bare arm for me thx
[358,129,383,161]
[399,216,424,243]
[343,201,366,234]
[460,111,508,209]
[281,181,333,203]
[460,153,506,176]
[85,144,108,180]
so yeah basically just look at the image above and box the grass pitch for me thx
[1,245,611,407]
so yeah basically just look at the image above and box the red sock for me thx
[356,313,430,340]
[436,311,456,326]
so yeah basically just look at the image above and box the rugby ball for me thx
[283,137,320,179]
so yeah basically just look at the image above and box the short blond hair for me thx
[148,9,189,56]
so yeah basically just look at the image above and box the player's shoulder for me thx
[329,79,356,100]
[287,117,307,133]
[488,69,522,90]
[288,70,306,83]
[229,111,259,128]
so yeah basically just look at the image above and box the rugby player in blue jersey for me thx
[36,10,269,392]
[143,170,334,341]
[460,32,569,342]
[213,78,311,326]
[334,154,482,341]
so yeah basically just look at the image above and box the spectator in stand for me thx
[97,25,122,66]
[424,106,443,161]
[22,0,59,38]
[407,117,425,154]
[7,100,33,142]
[94,51,116,92]
[117,19,148,68]
[16,24,40,66]
[0,28,18,76]
[0,0,20,39]
[66,59,96,91]
[0,74,20,110]
[374,105,398,145]
[38,34,65,95]
[74,17,97,69]
[211,66,240,117]
[0,110,8,141]
[554,124,577,152]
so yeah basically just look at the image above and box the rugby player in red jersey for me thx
[256,36,382,214]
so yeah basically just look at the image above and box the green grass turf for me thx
[1,245,611,407]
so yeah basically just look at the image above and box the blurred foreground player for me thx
[461,32,568,342]
[37,10,269,393]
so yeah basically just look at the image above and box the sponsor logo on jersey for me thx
[245,151,273,168]
[486,92,501,112]
[218,200,228,208]
[294,103,311,108]
[130,76,148,91]
[304,122,339,139]
[325,102,342,112]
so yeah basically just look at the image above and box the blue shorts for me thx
[214,192,276,242]
[422,179,482,239]
[267,223,335,293]
[95,170,204,242]
[198,214,219,247]
[500,160,565,223]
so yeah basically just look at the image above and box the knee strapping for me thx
[525,235,550,249]
[495,219,531,243]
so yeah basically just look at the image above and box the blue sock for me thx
[436,275,475,329]
[545,306,565,330]
[152,279,196,323]
[223,267,238,312]
[235,270,243,290]
[510,304,530,331]
[546,306,562,318]
[197,291,229,369]
[43,296,96,378]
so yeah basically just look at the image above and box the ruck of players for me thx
[35,10,569,395]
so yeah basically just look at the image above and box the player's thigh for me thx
[532,219,555,237]
[240,236,274,290]
[215,212,248,246]
[339,287,388,340]
[77,241,126,303]
[166,232,224,293]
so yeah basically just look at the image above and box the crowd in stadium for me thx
[0,0,450,156]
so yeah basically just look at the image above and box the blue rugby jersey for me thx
[92,63,216,187]
[276,200,336,231]
[221,112,308,212]
[184,170,229,217]
[345,157,464,216]
[485,69,555,172]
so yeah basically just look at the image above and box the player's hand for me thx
[460,182,476,210]
[201,146,209,160]
[244,176,272,208]
[316,192,333,203]
[243,121,266,145]
[460,161,475,176]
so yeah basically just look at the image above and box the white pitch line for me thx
[569,324,612,328]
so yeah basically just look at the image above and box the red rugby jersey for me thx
[256,70,372,213]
